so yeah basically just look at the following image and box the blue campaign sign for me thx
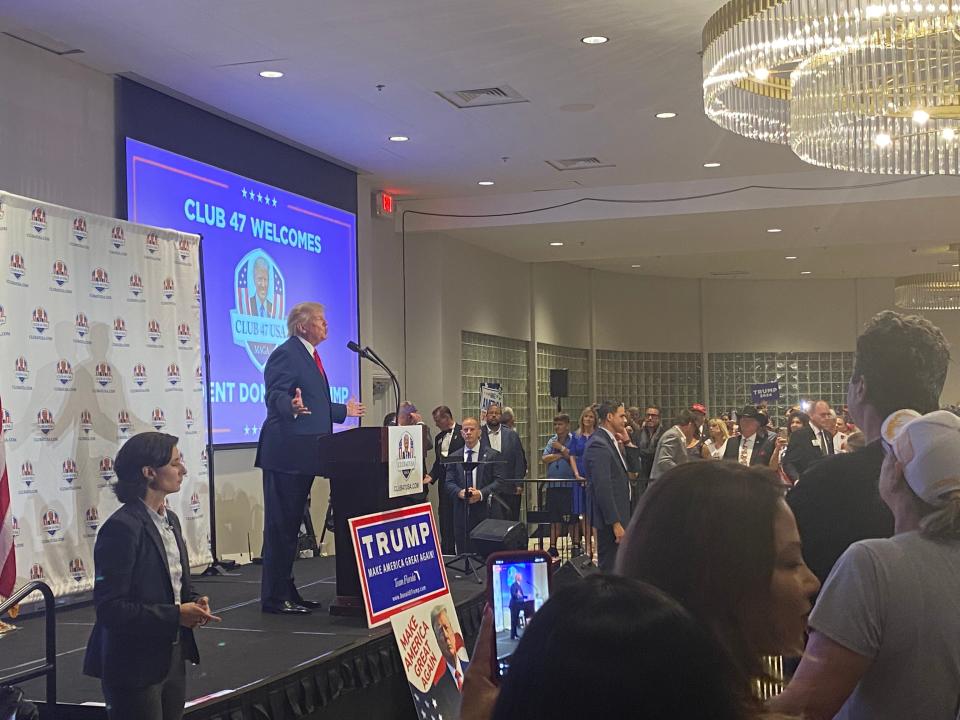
[751,381,781,404]
[349,503,449,627]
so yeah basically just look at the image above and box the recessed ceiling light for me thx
[655,112,677,119]
[785,255,798,260]
[875,132,892,147]
[800,270,812,275]
[631,264,642,268]
[703,162,721,168]
[388,135,409,142]
[581,35,609,44]
[767,227,782,233]
[953,263,959,268]
[550,242,564,247]
[753,67,770,81]
[259,70,284,79]
[477,180,495,186]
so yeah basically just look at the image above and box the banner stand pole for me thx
[196,235,237,577]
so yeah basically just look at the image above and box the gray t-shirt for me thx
[809,531,960,720]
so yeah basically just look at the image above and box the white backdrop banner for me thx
[0,191,209,598]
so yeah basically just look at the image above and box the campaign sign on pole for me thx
[750,381,781,404]
[388,426,423,499]
[349,503,449,627]
[479,382,502,418]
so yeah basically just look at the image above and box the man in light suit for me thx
[583,401,636,572]
[431,406,464,555]
[255,302,364,614]
[723,405,778,467]
[650,409,698,480]
[444,417,505,554]
[482,403,526,521]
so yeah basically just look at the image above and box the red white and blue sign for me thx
[349,503,449,628]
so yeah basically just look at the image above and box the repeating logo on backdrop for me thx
[55,358,73,386]
[85,506,100,533]
[31,306,49,334]
[231,249,286,371]
[99,456,114,483]
[129,273,143,298]
[72,216,88,244]
[11,516,19,540]
[3,408,14,439]
[117,409,132,436]
[111,225,125,250]
[51,259,69,287]
[37,408,55,435]
[145,232,160,257]
[113,317,127,342]
[41,509,60,537]
[69,558,87,582]
[9,252,25,281]
[91,267,110,293]
[80,409,93,434]
[21,461,34,487]
[30,564,44,581]
[14,356,29,384]
[62,458,78,485]
[397,431,417,478]
[75,312,89,339]
[0,304,7,332]
[194,281,201,306]
[167,363,181,387]
[178,237,192,262]
[177,322,191,346]
[147,319,162,343]
[201,448,208,471]
[30,207,46,234]
[151,407,166,430]
[185,407,194,430]
[162,277,175,301]
[190,491,202,515]
[133,362,148,387]
[95,361,113,388]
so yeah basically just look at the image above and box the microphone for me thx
[346,340,368,358]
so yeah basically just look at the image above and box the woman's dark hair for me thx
[492,574,749,720]
[615,462,785,696]
[787,410,810,434]
[113,432,179,503]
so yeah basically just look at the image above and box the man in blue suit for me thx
[255,302,364,614]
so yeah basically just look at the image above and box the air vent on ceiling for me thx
[709,270,750,277]
[3,30,83,56]
[435,85,528,109]
[546,157,616,171]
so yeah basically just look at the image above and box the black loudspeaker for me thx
[549,368,569,398]
[469,519,528,558]
[553,553,599,590]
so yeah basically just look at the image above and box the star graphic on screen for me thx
[243,426,250,435]
[241,188,248,199]
[264,194,272,205]
[257,192,263,203]
[252,425,259,434]
[271,197,278,207]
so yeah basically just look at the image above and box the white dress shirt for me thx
[485,425,502,452]
[463,443,482,497]
[141,500,183,604]
[738,434,757,465]
[440,428,454,457]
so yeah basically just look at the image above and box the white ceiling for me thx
[2,0,959,279]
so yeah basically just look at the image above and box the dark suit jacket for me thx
[633,425,664,479]
[83,502,199,687]
[430,424,464,484]
[444,445,505,523]
[722,429,777,467]
[247,296,274,318]
[583,430,633,529]
[255,336,347,472]
[481,425,527,487]
[782,425,832,481]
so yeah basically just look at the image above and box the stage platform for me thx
[0,556,487,720]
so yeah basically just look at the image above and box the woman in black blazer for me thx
[83,432,219,720]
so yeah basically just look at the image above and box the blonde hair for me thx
[578,406,597,435]
[287,302,325,337]
[919,492,960,540]
[708,417,731,443]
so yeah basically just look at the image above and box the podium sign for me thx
[388,426,423,498]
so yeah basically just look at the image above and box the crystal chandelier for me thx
[702,0,960,174]
[895,272,960,308]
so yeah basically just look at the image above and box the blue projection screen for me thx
[126,138,359,445]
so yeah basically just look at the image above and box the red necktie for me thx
[313,349,326,377]
[455,670,463,691]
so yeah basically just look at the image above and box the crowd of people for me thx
[458,309,960,720]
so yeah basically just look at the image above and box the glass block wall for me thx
[461,331,530,459]
[596,351,703,425]
[707,352,855,425]
[535,343,590,454]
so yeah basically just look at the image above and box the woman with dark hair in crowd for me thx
[462,575,765,720]
[770,409,960,719]
[615,462,820,709]
[771,410,810,484]
[83,432,219,720]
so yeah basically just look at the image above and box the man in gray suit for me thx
[584,401,637,572]
[650,409,698,480]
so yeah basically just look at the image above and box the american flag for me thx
[0,395,15,599]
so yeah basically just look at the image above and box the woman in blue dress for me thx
[568,405,598,558]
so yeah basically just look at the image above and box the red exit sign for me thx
[375,191,394,217]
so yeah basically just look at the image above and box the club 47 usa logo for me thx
[230,249,286,371]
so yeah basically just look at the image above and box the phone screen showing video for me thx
[490,555,550,676]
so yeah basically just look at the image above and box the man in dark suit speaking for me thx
[255,301,364,614]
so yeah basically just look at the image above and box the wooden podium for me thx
[314,427,415,616]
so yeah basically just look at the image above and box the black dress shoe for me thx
[294,598,322,609]
[262,600,311,615]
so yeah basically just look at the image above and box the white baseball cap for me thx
[881,409,960,506]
